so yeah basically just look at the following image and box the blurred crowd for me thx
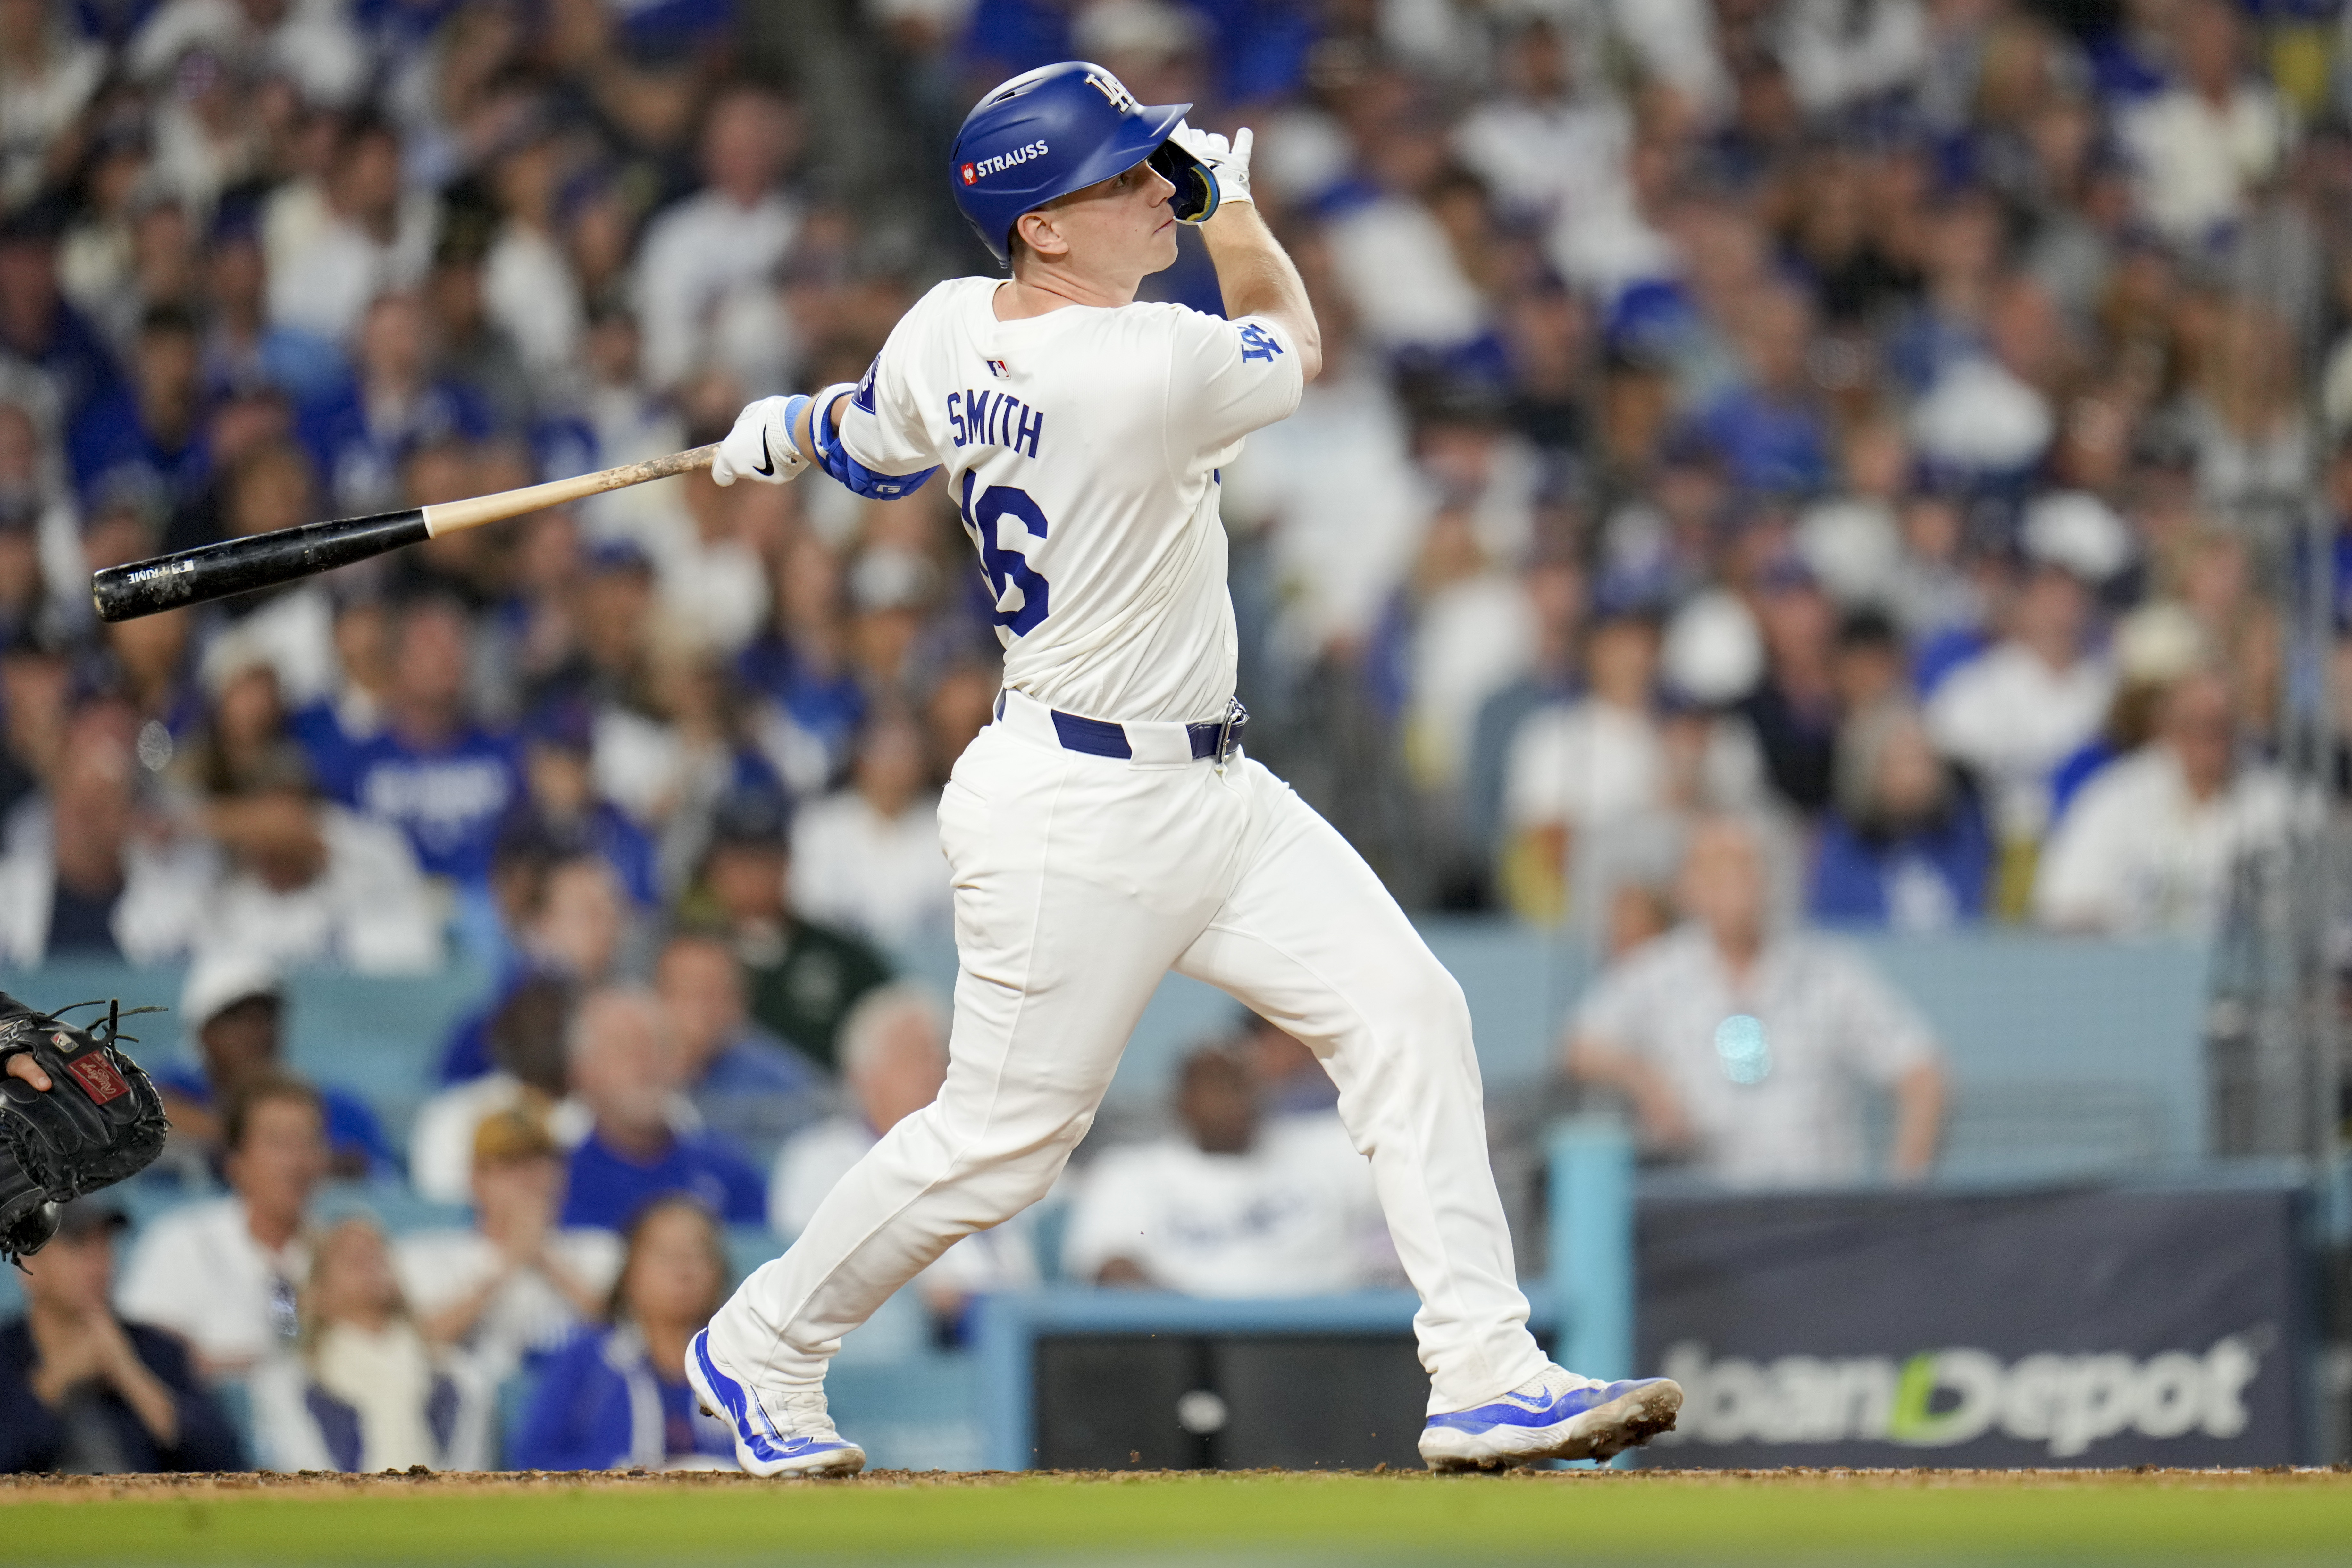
[6,0,2352,1474]
[0,0,2342,988]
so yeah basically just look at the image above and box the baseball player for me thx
[686,60,1683,1475]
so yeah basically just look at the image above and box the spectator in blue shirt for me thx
[150,950,399,1183]
[509,1195,735,1470]
[559,987,766,1230]
[295,292,491,517]
[1690,284,1830,496]
[333,594,521,893]
[1810,702,1992,932]
[0,201,120,425]
[505,699,660,909]
[67,304,211,514]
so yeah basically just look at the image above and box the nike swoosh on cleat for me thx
[753,432,776,477]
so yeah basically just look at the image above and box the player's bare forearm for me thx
[1201,203,1323,382]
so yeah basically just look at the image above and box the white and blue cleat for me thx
[1418,1364,1683,1472]
[684,1329,867,1478]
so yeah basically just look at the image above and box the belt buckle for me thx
[1214,698,1246,773]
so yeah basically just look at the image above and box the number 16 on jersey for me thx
[959,469,1052,637]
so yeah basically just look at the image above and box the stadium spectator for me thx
[396,1110,621,1381]
[694,786,892,1070]
[657,929,831,1166]
[506,700,660,910]
[2034,669,2291,937]
[1925,527,2120,896]
[1501,609,1667,919]
[1063,1043,1394,1296]
[437,850,627,1084]
[410,972,584,1205]
[1566,814,1948,1187]
[250,1216,494,1472]
[788,709,950,952]
[152,950,398,1182]
[0,697,211,964]
[2116,0,2290,249]
[768,984,1032,1325]
[1810,703,1992,931]
[323,593,522,912]
[65,303,209,511]
[560,986,765,1230]
[117,1076,328,1375]
[264,115,436,345]
[0,1197,244,1474]
[509,1196,737,1470]
[193,750,445,975]
[633,86,803,391]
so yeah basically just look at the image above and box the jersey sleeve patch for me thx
[1236,322,1285,363]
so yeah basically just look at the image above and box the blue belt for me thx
[1009,695,1248,763]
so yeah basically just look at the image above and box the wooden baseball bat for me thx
[90,444,721,623]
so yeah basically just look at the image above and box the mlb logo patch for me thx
[961,163,977,185]
[986,359,1009,379]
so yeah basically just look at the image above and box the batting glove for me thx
[711,395,811,487]
[1160,125,1254,222]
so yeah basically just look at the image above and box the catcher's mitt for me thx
[0,994,168,1264]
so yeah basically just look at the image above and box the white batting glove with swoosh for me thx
[1167,124,1254,210]
[711,395,810,487]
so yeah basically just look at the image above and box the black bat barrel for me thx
[91,507,431,623]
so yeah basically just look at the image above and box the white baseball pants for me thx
[707,690,1549,1414]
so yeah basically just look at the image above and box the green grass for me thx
[4,1470,2349,1565]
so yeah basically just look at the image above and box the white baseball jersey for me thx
[835,277,1304,724]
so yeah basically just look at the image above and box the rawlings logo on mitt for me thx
[0,994,169,1264]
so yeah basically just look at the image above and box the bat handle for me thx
[91,508,431,623]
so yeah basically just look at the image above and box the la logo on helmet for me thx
[1083,70,1140,116]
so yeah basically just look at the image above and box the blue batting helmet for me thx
[950,61,1210,264]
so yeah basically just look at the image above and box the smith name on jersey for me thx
[834,277,1303,727]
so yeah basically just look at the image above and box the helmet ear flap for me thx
[1151,142,1219,225]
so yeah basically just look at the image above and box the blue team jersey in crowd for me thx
[559,1129,767,1230]
[328,727,522,887]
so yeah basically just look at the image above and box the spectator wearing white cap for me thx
[2034,669,2291,938]
[1924,494,2126,888]
[151,949,398,1182]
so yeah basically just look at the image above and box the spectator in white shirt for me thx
[2118,0,2292,248]
[632,87,802,391]
[266,115,437,345]
[789,710,949,952]
[0,696,211,965]
[1451,17,1629,227]
[1925,554,2115,852]
[395,1110,620,1383]
[2034,669,2289,937]
[116,1077,328,1376]
[1064,1044,1393,1297]
[1566,813,1947,1188]
[1504,609,1667,894]
[768,984,1033,1326]
[195,753,443,974]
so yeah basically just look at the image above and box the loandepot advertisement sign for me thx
[1636,1186,2309,1467]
